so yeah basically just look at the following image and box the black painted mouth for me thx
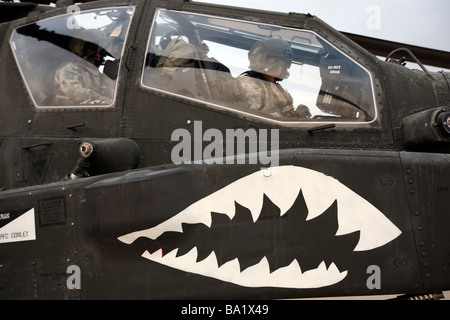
[119,166,401,288]
[134,190,360,274]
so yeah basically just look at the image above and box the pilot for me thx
[54,29,114,105]
[237,38,311,118]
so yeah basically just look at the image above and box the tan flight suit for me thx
[237,75,310,118]
[54,61,114,105]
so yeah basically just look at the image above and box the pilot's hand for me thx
[295,104,312,118]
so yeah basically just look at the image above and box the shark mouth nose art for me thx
[118,166,402,289]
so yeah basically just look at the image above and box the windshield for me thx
[142,9,377,124]
[10,7,135,108]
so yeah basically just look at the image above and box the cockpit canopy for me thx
[142,9,377,124]
[10,7,135,108]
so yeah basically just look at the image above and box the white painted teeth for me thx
[141,247,347,289]
[118,166,402,289]
[118,166,401,251]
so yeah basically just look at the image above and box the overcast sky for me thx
[195,0,450,52]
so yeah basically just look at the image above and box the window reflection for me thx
[10,7,134,108]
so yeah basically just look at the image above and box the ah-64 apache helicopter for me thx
[0,0,449,300]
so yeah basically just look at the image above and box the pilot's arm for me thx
[54,62,113,105]
[238,75,311,118]
[237,76,266,111]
